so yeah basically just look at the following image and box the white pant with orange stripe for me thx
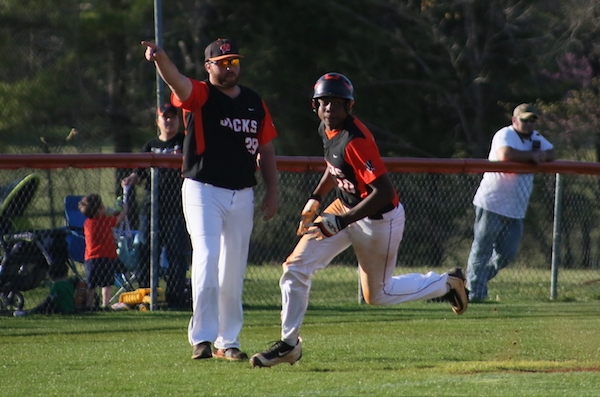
[182,179,254,350]
[280,199,450,345]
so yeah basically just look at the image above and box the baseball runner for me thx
[142,38,279,361]
[250,72,468,368]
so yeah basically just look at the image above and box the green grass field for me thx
[2,299,600,397]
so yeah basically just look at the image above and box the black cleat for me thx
[249,338,303,368]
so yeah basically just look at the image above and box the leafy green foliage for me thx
[2,0,598,157]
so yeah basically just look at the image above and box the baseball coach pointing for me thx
[142,37,279,362]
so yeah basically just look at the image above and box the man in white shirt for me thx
[466,104,555,302]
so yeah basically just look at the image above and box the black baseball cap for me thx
[157,103,177,117]
[204,38,244,62]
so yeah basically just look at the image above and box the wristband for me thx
[336,216,348,230]
[309,193,322,202]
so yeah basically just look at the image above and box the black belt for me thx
[367,202,397,220]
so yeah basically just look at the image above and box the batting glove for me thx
[297,198,321,236]
[306,213,347,240]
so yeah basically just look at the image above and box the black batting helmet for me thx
[312,73,354,112]
[312,72,354,100]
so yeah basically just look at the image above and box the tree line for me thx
[1,0,599,161]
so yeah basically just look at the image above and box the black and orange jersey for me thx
[319,115,399,214]
[135,132,185,214]
[172,79,277,190]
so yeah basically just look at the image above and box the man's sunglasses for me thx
[208,58,240,68]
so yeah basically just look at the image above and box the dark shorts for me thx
[85,258,124,288]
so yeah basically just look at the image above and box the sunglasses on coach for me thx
[207,58,240,68]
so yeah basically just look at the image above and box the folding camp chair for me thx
[64,195,86,263]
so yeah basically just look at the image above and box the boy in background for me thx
[13,261,75,316]
[78,193,128,309]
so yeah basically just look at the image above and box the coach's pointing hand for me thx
[140,40,193,109]
[141,41,164,62]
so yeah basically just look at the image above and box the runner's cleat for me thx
[249,338,303,368]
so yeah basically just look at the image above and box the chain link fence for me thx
[1,155,599,314]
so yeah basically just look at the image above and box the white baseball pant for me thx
[280,199,450,345]
[182,179,254,349]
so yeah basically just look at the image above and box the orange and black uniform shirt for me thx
[319,115,399,217]
[172,79,277,190]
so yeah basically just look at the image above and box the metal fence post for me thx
[550,173,563,300]
[150,167,160,310]
[154,0,164,110]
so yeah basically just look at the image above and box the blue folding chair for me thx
[64,195,86,263]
